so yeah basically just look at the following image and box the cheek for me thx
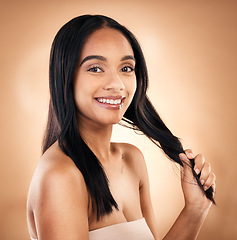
[73,80,90,112]
[127,76,137,98]
[74,74,96,100]
[133,78,137,95]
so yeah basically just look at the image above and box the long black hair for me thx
[43,14,215,220]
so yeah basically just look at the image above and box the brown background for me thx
[0,0,236,239]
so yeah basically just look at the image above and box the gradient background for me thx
[1,0,236,239]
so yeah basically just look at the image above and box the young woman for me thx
[27,15,216,240]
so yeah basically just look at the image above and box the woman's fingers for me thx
[203,172,216,191]
[184,149,194,159]
[192,153,205,175]
[184,150,204,175]
[199,162,211,185]
[182,149,215,192]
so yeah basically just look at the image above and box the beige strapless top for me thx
[30,218,155,240]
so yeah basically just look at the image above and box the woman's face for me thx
[73,28,137,127]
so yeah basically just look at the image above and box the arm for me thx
[33,161,89,240]
[162,206,208,240]
[162,150,215,240]
[139,148,215,240]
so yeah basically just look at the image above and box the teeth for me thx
[97,98,123,105]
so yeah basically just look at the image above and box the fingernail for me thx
[204,186,208,191]
[187,152,194,159]
[200,179,205,185]
[195,169,200,175]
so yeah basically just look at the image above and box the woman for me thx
[27,15,216,240]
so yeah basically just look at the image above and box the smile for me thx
[95,96,125,109]
[96,98,121,105]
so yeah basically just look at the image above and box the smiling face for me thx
[73,28,137,127]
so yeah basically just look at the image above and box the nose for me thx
[103,71,125,91]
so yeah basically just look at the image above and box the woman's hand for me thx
[161,150,216,240]
[179,149,216,213]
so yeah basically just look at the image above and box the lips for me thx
[94,96,125,109]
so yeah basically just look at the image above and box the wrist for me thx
[182,204,209,223]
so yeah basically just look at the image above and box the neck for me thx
[77,116,114,162]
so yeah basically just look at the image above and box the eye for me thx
[121,66,134,73]
[88,66,103,73]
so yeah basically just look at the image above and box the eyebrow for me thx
[121,55,136,62]
[80,55,136,66]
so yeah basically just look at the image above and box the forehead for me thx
[79,28,134,59]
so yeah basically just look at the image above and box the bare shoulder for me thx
[114,142,147,182]
[27,142,89,239]
[28,142,87,203]
[118,142,144,161]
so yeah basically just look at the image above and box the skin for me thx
[27,28,216,240]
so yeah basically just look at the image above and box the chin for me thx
[104,118,122,125]
[98,115,123,126]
